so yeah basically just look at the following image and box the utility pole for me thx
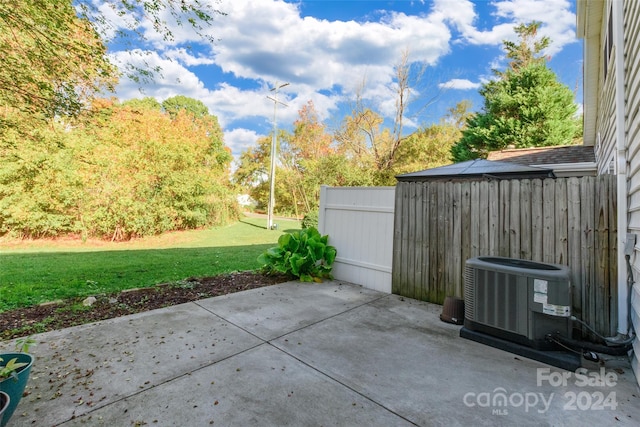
[266,82,289,230]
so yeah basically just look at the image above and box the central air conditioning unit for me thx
[462,256,572,350]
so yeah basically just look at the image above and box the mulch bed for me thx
[0,272,290,341]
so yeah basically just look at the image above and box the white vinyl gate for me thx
[318,186,395,293]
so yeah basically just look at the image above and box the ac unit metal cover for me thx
[464,256,571,349]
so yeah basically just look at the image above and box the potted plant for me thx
[0,337,35,427]
[0,392,9,426]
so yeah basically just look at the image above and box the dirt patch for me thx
[0,272,290,341]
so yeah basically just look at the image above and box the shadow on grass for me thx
[238,219,301,235]
[239,219,268,230]
[0,243,277,311]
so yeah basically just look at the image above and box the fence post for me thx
[319,185,328,234]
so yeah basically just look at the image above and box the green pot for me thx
[0,392,9,427]
[0,353,33,427]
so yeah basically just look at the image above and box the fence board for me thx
[420,183,430,302]
[581,177,596,337]
[595,178,610,335]
[520,180,532,259]
[460,182,471,298]
[391,175,617,336]
[543,179,556,264]
[510,180,521,259]
[398,183,411,296]
[428,184,439,302]
[532,179,544,261]
[407,182,417,299]
[556,179,569,265]
[567,178,583,320]
[488,181,499,256]
[470,181,480,258]
[499,182,510,256]
[477,181,487,256]
[447,182,457,297]
[452,182,463,296]
[391,184,403,295]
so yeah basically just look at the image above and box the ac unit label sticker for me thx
[533,279,548,304]
[543,304,571,317]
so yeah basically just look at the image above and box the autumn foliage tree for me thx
[0,0,222,123]
[392,101,472,175]
[281,101,338,214]
[235,101,369,216]
[0,97,237,240]
[392,124,456,175]
[0,0,115,122]
[0,2,235,240]
[332,50,441,185]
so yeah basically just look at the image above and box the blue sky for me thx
[104,0,582,162]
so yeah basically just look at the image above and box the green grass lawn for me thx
[0,216,301,312]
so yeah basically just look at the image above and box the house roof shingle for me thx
[486,145,596,166]
[396,159,553,182]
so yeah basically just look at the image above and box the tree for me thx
[0,124,86,237]
[451,22,580,162]
[162,95,210,119]
[122,97,162,112]
[393,101,472,175]
[0,0,222,121]
[234,132,291,214]
[234,101,372,216]
[282,101,335,214]
[0,1,114,121]
[0,97,236,240]
[79,99,234,239]
[334,50,440,184]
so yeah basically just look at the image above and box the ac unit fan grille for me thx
[464,265,475,320]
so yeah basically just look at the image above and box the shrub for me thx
[257,227,337,282]
[301,210,319,229]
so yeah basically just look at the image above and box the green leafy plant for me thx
[0,337,35,381]
[14,337,35,354]
[0,358,27,381]
[257,227,337,282]
[301,211,319,229]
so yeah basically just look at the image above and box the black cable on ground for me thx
[547,332,631,356]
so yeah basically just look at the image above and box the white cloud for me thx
[438,78,481,90]
[435,0,576,56]
[492,0,577,56]
[107,0,579,147]
[224,128,262,158]
[83,0,139,42]
[110,0,453,131]
[208,1,452,94]
[163,48,216,66]
[109,50,206,100]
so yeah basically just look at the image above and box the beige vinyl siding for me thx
[623,0,640,385]
[596,30,617,174]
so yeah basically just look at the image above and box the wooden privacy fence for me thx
[392,175,617,336]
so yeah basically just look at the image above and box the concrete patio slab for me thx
[196,281,385,340]
[2,280,639,426]
[272,294,640,426]
[6,302,263,426]
[61,344,413,426]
